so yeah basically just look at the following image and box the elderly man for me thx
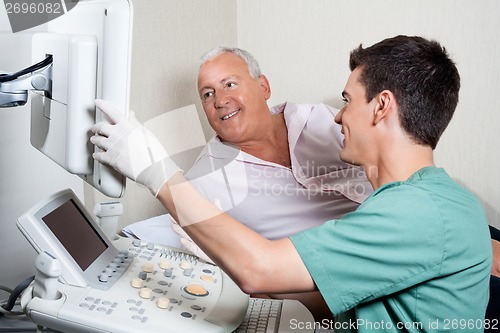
[91,36,492,330]
[181,47,370,244]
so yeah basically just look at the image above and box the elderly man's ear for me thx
[258,74,271,100]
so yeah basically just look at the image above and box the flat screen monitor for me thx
[42,199,108,271]
[17,188,123,289]
[1,0,133,198]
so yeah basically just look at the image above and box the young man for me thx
[91,35,492,330]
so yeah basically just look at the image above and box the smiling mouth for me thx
[221,109,240,120]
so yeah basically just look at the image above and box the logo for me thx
[3,0,79,33]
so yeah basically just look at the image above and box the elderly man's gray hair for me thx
[199,47,262,79]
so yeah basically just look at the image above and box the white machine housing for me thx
[17,189,249,333]
[0,0,133,197]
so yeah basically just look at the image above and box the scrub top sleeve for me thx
[290,231,348,315]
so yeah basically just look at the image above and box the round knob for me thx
[131,277,144,288]
[157,297,170,309]
[164,268,173,278]
[142,263,154,273]
[31,75,47,90]
[105,267,114,277]
[200,274,215,282]
[180,261,192,270]
[98,272,108,282]
[184,284,209,297]
[138,271,147,280]
[159,260,170,270]
[139,287,152,299]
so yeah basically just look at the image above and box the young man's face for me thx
[335,67,378,167]
[197,52,271,145]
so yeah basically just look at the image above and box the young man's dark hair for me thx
[349,35,460,149]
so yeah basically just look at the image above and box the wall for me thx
[237,0,500,228]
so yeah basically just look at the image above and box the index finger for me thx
[95,99,125,124]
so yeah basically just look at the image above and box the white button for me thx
[200,274,214,282]
[98,273,108,282]
[180,261,192,270]
[139,287,152,299]
[156,297,170,309]
[142,263,154,273]
[159,260,170,270]
[131,278,143,289]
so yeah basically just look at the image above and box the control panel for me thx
[21,237,249,333]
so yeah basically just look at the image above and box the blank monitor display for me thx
[42,199,107,271]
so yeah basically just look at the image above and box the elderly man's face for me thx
[197,52,271,145]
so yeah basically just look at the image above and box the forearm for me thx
[156,173,315,294]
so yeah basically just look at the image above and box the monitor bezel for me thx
[17,189,120,289]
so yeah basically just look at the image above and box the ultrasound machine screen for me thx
[42,199,108,271]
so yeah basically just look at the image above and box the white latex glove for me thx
[91,99,182,196]
[171,215,214,264]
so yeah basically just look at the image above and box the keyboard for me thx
[234,298,282,333]
[234,298,315,333]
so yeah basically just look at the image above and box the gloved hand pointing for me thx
[91,99,182,196]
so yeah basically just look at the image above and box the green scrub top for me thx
[291,167,491,332]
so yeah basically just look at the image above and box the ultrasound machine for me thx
[15,189,314,333]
